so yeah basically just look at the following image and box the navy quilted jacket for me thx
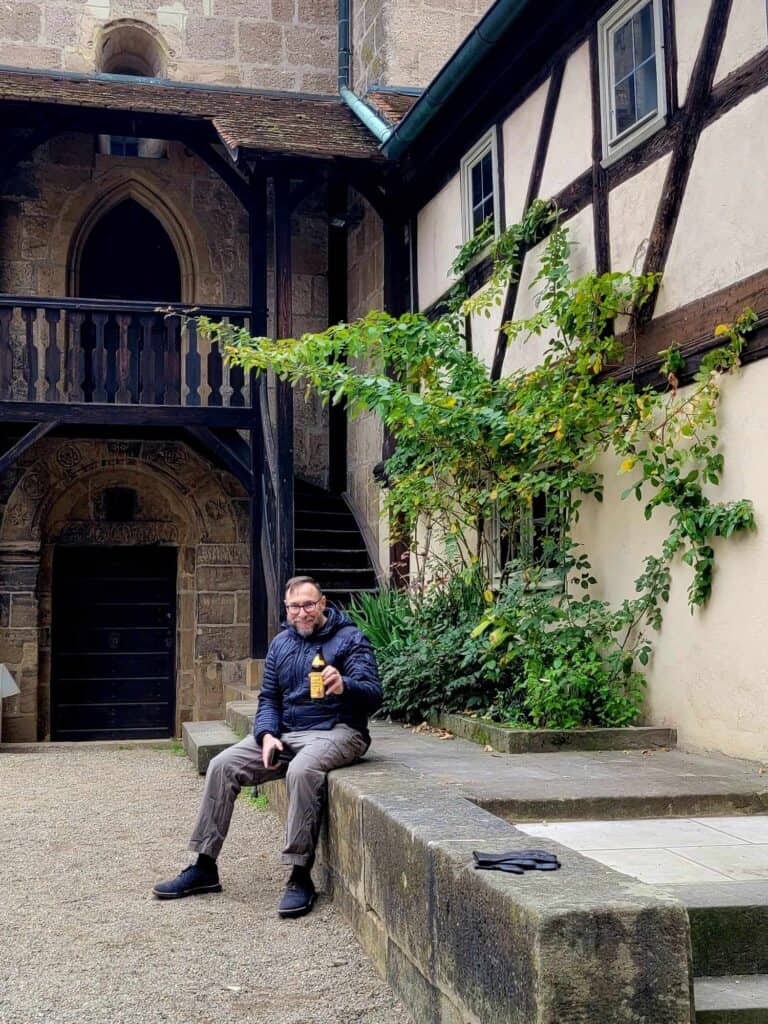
[253,606,383,746]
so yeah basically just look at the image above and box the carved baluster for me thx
[67,311,85,402]
[207,337,223,406]
[44,308,62,403]
[91,312,108,403]
[140,315,157,404]
[184,317,201,406]
[0,307,12,400]
[21,307,38,401]
[163,315,180,405]
[228,315,245,407]
[116,313,131,403]
[128,313,140,403]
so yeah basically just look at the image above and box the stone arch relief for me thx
[0,439,251,742]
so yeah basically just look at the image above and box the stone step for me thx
[223,682,259,704]
[695,974,768,1021]
[666,883,768,978]
[181,720,238,774]
[226,699,258,737]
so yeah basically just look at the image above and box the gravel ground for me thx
[0,744,412,1024]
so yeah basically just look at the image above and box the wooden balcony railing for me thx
[0,296,252,408]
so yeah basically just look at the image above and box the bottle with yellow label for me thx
[309,647,326,699]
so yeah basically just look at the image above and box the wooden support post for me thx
[249,174,269,658]
[327,179,348,494]
[383,216,411,587]
[274,176,295,589]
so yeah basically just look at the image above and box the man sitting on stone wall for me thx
[153,575,382,918]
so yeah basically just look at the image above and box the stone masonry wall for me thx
[345,193,384,572]
[0,0,338,93]
[352,0,495,93]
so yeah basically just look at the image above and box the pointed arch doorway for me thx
[78,197,181,302]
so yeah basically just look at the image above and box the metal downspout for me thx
[337,0,394,143]
[338,0,351,89]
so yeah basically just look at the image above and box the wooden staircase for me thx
[293,479,378,607]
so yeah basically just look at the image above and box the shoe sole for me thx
[152,882,222,900]
[278,892,316,918]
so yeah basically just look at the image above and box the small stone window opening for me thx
[103,487,138,523]
[96,20,167,159]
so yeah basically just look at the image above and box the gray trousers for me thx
[188,723,368,867]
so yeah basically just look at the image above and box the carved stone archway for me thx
[0,439,250,742]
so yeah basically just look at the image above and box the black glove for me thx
[472,848,561,872]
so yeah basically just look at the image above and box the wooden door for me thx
[51,547,176,741]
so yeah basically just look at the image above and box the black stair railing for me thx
[0,296,251,408]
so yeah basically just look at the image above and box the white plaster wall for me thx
[655,87,768,316]
[538,43,593,200]
[573,360,768,761]
[609,153,671,274]
[469,285,504,370]
[417,175,462,311]
[501,80,549,225]
[675,0,710,104]
[503,204,595,376]
[715,0,768,83]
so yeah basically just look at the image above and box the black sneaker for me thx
[152,862,222,900]
[278,867,316,918]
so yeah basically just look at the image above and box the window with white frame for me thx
[460,130,499,243]
[598,0,667,163]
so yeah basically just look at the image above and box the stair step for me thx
[182,720,238,774]
[695,975,768,1020]
[667,882,768,977]
[226,699,259,737]
[296,549,370,569]
[224,681,260,704]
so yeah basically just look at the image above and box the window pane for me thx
[633,2,655,62]
[635,57,658,121]
[480,151,493,195]
[612,19,634,83]
[614,73,636,135]
[471,161,483,207]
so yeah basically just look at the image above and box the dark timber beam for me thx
[179,135,252,210]
[383,216,410,587]
[490,59,565,381]
[0,420,57,476]
[640,0,735,323]
[327,179,348,494]
[589,34,610,277]
[0,402,256,427]
[274,175,295,588]
[184,426,252,493]
[249,173,269,658]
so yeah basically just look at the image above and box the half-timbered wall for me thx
[413,0,768,759]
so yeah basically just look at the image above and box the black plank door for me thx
[51,547,177,741]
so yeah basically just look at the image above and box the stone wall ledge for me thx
[429,712,678,755]
[262,760,694,1024]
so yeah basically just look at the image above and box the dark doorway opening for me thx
[78,198,181,302]
[51,547,177,741]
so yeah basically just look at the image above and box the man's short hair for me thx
[284,575,323,597]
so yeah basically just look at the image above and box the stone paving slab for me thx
[694,974,768,1017]
[367,722,768,820]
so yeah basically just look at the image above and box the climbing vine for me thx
[198,205,756,727]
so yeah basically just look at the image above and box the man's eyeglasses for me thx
[285,600,321,615]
